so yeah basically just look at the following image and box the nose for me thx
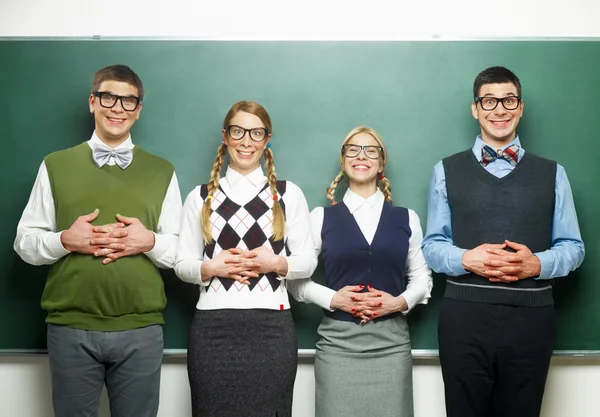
[111,98,125,113]
[239,131,252,146]
[494,102,507,115]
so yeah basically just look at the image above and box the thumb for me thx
[115,213,135,225]
[83,208,100,223]
[505,240,524,250]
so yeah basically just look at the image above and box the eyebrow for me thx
[481,93,518,97]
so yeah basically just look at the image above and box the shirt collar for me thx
[343,188,385,214]
[224,166,267,189]
[472,135,524,163]
[87,131,134,150]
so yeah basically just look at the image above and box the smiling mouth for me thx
[491,120,511,126]
[107,117,125,124]
[352,164,371,171]
[237,150,254,157]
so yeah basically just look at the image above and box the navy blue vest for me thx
[321,201,411,323]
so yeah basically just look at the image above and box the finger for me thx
[223,256,243,265]
[92,224,125,233]
[345,285,365,293]
[108,229,128,238]
[115,213,136,225]
[228,248,244,255]
[82,208,100,223]
[228,274,250,285]
[485,243,507,249]
[94,248,117,257]
[90,237,121,246]
[505,240,525,250]
[239,270,260,278]
[240,251,258,259]
[362,300,384,308]
[489,276,518,283]
[108,243,126,251]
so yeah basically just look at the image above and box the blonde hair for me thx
[326,126,393,205]
[201,101,285,243]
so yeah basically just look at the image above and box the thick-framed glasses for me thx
[475,95,521,111]
[94,91,141,111]
[226,125,269,142]
[342,144,383,159]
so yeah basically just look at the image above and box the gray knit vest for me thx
[443,149,556,306]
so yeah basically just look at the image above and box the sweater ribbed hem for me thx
[444,279,554,307]
[325,310,400,324]
[46,311,164,331]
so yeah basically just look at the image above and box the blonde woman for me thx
[174,101,317,417]
[289,126,433,417]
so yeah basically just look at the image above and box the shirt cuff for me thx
[144,232,167,259]
[51,232,71,258]
[306,285,337,311]
[399,287,428,315]
[450,248,469,276]
[281,256,304,280]
[534,251,552,280]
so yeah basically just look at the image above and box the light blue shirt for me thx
[422,135,585,280]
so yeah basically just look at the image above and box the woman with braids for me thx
[174,101,318,417]
[288,126,433,417]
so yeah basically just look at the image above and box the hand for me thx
[484,240,541,282]
[201,248,261,286]
[359,286,408,324]
[60,209,126,255]
[462,243,522,283]
[242,246,288,276]
[330,285,370,321]
[98,214,155,264]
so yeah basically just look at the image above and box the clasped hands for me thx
[330,285,409,325]
[60,209,155,265]
[200,246,284,285]
[461,240,541,283]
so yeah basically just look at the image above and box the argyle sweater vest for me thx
[42,142,174,330]
[321,202,411,323]
[443,149,556,307]
[197,181,292,310]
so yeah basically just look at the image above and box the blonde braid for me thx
[378,175,393,203]
[263,148,285,241]
[326,171,345,206]
[201,144,227,243]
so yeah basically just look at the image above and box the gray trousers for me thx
[47,324,163,417]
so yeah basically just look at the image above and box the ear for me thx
[221,129,228,145]
[471,101,478,119]
[89,94,95,113]
[519,99,524,117]
[264,134,272,148]
[135,101,143,120]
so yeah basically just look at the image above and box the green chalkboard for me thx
[0,40,597,351]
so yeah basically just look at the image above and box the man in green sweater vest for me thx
[14,65,182,417]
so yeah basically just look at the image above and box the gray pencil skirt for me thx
[187,309,297,417]
[315,315,414,417]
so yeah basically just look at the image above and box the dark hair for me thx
[473,66,521,98]
[91,65,144,101]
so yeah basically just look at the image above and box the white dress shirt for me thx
[174,166,317,310]
[288,188,433,313]
[14,132,182,268]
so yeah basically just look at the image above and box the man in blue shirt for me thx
[422,66,584,417]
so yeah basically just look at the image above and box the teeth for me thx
[239,151,252,156]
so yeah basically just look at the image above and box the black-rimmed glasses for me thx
[94,91,141,111]
[226,125,269,142]
[342,144,383,159]
[475,95,521,111]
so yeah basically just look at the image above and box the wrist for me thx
[272,255,288,276]
[200,260,214,281]
[143,231,156,253]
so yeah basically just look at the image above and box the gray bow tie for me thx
[92,143,133,169]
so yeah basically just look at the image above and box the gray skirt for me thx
[187,309,297,417]
[315,315,413,417]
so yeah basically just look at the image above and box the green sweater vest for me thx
[43,142,174,331]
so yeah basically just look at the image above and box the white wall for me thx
[1,355,600,416]
[2,1,600,416]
